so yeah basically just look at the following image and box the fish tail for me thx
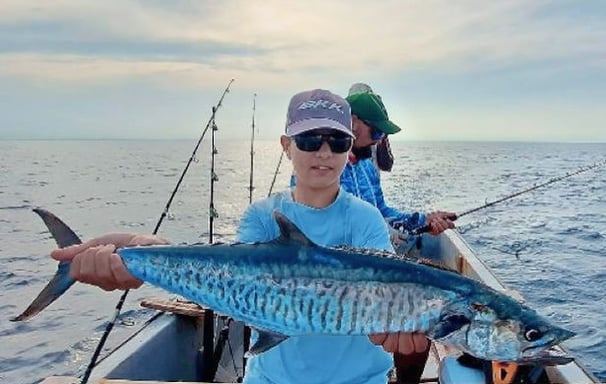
[11,208,82,321]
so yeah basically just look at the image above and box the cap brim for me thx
[286,118,355,138]
[376,120,401,134]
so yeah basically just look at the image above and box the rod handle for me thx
[413,213,458,235]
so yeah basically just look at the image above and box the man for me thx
[343,83,455,239]
[343,83,456,383]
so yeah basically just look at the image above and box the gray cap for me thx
[285,89,354,138]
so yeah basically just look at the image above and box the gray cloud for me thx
[0,20,270,61]
[1,0,605,141]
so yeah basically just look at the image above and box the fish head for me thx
[431,300,575,363]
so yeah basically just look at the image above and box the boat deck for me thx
[40,342,449,384]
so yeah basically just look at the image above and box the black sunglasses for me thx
[362,120,385,141]
[293,132,353,153]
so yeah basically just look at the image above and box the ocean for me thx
[0,139,604,383]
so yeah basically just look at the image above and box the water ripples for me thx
[1,140,604,383]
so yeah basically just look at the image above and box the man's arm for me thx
[362,159,427,229]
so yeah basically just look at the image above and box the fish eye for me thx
[525,328,543,341]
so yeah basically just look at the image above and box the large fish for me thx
[14,208,574,364]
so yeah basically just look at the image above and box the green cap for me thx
[345,92,401,134]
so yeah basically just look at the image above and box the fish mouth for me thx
[519,346,574,366]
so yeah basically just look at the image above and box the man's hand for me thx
[369,332,429,355]
[51,233,169,291]
[424,211,456,235]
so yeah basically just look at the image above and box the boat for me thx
[40,229,599,384]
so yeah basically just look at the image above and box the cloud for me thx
[1,1,605,142]
[0,0,604,89]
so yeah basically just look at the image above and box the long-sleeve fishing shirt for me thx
[289,156,425,233]
[340,156,426,233]
[237,188,393,384]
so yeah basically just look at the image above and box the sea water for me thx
[0,140,604,383]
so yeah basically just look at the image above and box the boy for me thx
[52,89,426,383]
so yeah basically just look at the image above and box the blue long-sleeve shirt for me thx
[340,157,425,232]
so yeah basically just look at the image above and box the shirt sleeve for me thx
[236,203,276,243]
[352,205,395,253]
[367,162,427,231]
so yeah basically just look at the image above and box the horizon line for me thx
[1,138,604,144]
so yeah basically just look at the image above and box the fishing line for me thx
[489,244,528,260]
[79,79,235,384]
[248,93,257,204]
[412,159,606,235]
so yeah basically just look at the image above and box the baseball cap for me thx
[285,89,354,138]
[348,82,374,96]
[345,83,401,135]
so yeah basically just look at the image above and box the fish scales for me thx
[131,246,455,335]
[116,218,574,362]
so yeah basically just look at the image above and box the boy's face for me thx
[281,128,352,190]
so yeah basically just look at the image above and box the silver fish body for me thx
[118,211,575,362]
[14,209,575,363]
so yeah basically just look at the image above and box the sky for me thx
[0,0,605,142]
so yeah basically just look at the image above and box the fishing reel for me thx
[387,213,424,256]
[388,212,422,234]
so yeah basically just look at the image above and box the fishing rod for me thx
[268,151,285,197]
[412,159,606,235]
[249,93,257,204]
[201,81,241,382]
[209,117,219,242]
[79,78,235,384]
[206,94,259,382]
[155,78,234,235]
[243,93,257,377]
[203,111,220,382]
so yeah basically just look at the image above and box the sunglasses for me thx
[362,120,385,141]
[293,132,353,153]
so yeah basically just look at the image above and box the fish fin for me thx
[11,262,75,321]
[245,330,289,357]
[33,208,82,248]
[429,313,471,340]
[11,209,81,321]
[272,210,315,247]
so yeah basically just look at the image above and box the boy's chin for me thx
[299,177,340,190]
